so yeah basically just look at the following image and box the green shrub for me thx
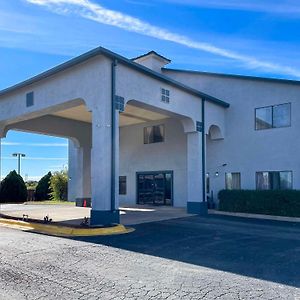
[50,170,68,201]
[0,170,28,203]
[35,172,52,201]
[218,190,300,217]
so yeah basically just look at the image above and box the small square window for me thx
[26,92,34,107]
[225,173,241,190]
[161,88,170,103]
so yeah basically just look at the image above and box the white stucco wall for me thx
[164,69,300,201]
[119,118,188,207]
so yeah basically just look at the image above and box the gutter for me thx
[202,99,206,203]
[111,59,117,211]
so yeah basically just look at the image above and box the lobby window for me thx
[256,171,292,190]
[255,103,291,130]
[144,125,165,144]
[119,176,127,195]
[161,88,170,103]
[225,172,241,190]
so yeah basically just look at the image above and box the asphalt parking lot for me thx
[0,214,300,299]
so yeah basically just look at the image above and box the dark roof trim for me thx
[164,67,300,86]
[0,46,229,108]
[132,50,171,63]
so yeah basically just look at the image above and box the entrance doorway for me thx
[137,171,173,206]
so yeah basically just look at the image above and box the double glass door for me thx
[137,171,173,206]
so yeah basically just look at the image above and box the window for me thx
[161,88,170,103]
[256,171,292,190]
[119,176,127,195]
[225,173,241,190]
[26,91,34,107]
[144,125,165,144]
[255,103,291,130]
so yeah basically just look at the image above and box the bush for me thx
[218,189,300,217]
[0,170,28,203]
[35,172,52,201]
[50,170,68,201]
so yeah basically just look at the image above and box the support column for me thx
[186,131,207,215]
[90,105,120,225]
[68,141,91,201]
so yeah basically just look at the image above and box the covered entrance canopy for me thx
[0,46,229,225]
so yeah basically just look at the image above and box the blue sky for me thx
[0,0,300,180]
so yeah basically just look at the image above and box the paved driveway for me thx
[0,214,299,299]
[0,204,192,225]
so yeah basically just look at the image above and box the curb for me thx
[0,218,135,237]
[209,210,300,223]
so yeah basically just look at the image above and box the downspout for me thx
[111,59,117,211]
[202,98,206,203]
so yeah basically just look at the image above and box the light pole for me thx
[12,153,26,175]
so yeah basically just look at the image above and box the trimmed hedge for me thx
[218,190,300,217]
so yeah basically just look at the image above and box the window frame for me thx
[225,172,241,190]
[161,88,170,103]
[255,103,291,131]
[143,124,165,144]
[255,170,293,190]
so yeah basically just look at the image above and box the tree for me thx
[50,170,68,201]
[35,172,52,201]
[0,170,28,203]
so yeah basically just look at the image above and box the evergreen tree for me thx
[0,170,27,203]
[35,172,52,201]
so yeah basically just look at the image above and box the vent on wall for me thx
[26,92,34,107]
[161,88,170,103]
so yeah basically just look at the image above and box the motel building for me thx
[0,47,299,225]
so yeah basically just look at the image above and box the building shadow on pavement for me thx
[74,214,300,288]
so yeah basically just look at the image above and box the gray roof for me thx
[132,50,171,63]
[164,68,300,86]
[0,46,230,108]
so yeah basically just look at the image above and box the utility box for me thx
[76,198,91,208]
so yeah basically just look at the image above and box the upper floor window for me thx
[255,103,291,130]
[256,171,292,190]
[225,172,241,190]
[144,125,165,144]
[161,88,170,103]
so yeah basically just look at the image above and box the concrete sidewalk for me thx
[0,204,193,226]
[210,209,300,223]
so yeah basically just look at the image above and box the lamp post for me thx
[12,153,26,175]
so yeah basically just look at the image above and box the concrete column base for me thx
[187,202,208,215]
[90,210,120,226]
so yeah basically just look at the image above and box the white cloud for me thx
[25,0,300,78]
[1,142,68,147]
[0,11,39,34]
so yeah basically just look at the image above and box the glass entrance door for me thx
[137,171,173,206]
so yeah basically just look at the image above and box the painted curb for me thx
[0,218,135,237]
